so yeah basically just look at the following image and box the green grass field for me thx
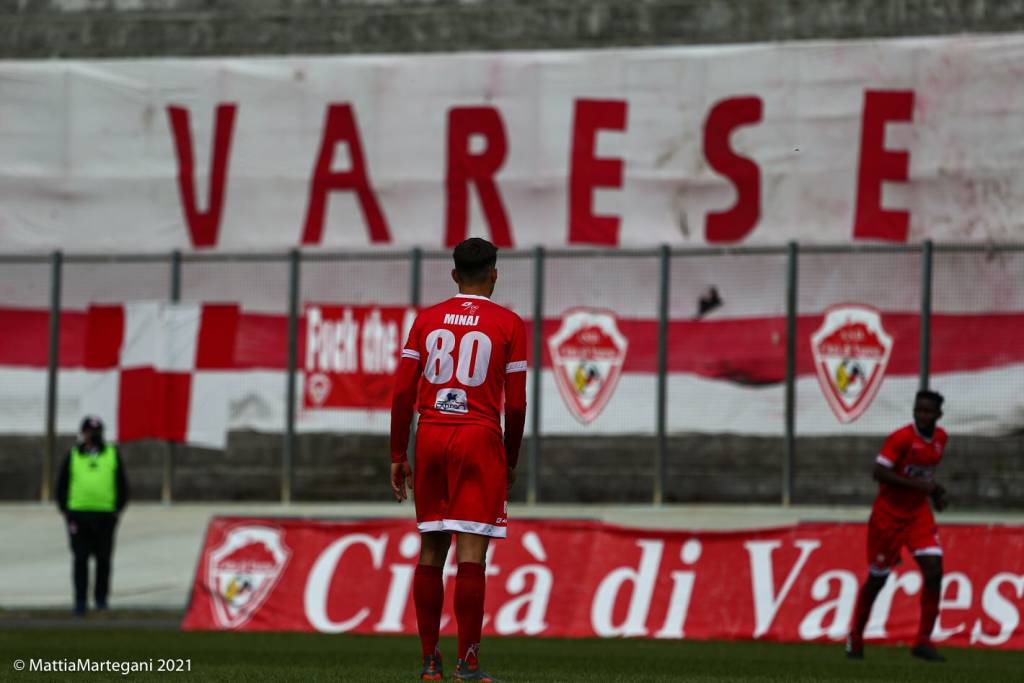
[2,623,1023,683]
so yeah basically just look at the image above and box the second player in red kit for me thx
[390,238,527,682]
[846,390,949,663]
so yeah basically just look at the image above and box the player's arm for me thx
[389,342,421,502]
[872,430,945,497]
[503,319,529,485]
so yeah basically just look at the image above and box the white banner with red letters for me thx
[182,517,1024,649]
[2,34,1024,253]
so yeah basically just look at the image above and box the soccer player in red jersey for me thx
[390,238,528,682]
[846,390,949,662]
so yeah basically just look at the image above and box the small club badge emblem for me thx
[548,308,628,424]
[207,525,291,629]
[810,304,893,423]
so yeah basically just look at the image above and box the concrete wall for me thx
[3,432,1021,509]
[3,0,1024,59]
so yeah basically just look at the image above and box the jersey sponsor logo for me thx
[810,304,893,423]
[207,525,291,629]
[904,464,936,480]
[434,387,469,414]
[442,313,479,326]
[548,308,628,424]
[459,300,480,315]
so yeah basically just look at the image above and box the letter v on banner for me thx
[167,104,238,248]
[744,539,821,638]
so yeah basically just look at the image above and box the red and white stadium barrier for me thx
[182,517,1024,649]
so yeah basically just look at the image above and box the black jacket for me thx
[55,443,129,514]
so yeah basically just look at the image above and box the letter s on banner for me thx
[971,573,1024,646]
[703,96,763,244]
[304,533,388,633]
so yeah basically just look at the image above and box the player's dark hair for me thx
[915,389,944,408]
[453,238,498,283]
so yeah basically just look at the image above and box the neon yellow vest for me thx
[67,445,118,512]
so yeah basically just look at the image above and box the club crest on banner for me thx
[548,308,628,424]
[207,525,291,629]
[810,304,893,423]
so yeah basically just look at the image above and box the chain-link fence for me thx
[1,243,1021,507]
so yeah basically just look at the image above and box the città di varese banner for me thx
[182,517,1024,649]
[2,34,1024,253]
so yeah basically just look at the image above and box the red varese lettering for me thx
[446,107,514,247]
[568,99,628,246]
[704,96,763,243]
[167,104,238,249]
[852,90,915,242]
[302,104,391,245]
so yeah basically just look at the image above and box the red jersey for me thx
[873,423,947,518]
[390,294,528,465]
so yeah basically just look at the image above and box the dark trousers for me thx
[65,511,118,609]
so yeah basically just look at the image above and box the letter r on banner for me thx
[852,90,915,242]
[446,107,514,247]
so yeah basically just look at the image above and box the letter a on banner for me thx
[302,104,391,245]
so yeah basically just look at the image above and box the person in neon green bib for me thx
[55,415,129,616]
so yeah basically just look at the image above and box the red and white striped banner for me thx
[182,517,1024,649]
[0,302,1022,444]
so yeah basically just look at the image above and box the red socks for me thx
[413,564,444,658]
[917,584,941,646]
[455,562,486,663]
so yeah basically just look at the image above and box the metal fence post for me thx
[528,246,545,505]
[919,240,933,391]
[164,249,182,505]
[654,245,670,506]
[42,250,63,503]
[283,249,301,504]
[783,241,798,507]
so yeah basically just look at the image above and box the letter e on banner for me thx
[569,99,628,246]
[852,90,914,242]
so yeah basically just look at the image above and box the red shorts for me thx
[866,504,941,574]
[413,422,508,539]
